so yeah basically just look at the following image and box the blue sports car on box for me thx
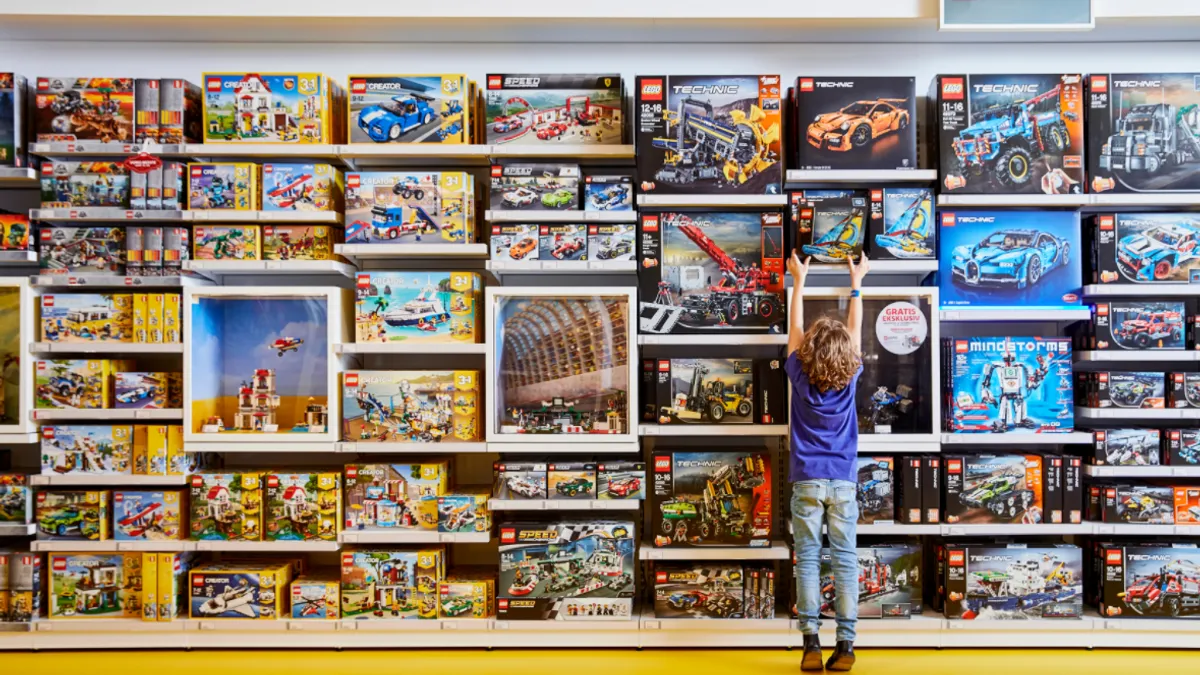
[951,228,1070,289]
[357,94,437,142]
[1117,222,1200,282]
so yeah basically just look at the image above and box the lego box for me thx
[868,187,934,260]
[1091,371,1165,409]
[342,463,448,532]
[202,73,343,144]
[794,76,917,171]
[37,489,110,540]
[1167,372,1200,408]
[1166,429,1200,465]
[350,74,471,144]
[588,224,635,264]
[653,358,786,425]
[40,293,132,343]
[649,452,771,547]
[344,171,475,245]
[340,549,444,620]
[38,226,125,276]
[1098,544,1200,618]
[48,552,149,619]
[354,271,479,344]
[291,574,339,620]
[489,163,580,212]
[1093,429,1161,465]
[944,544,1083,619]
[486,74,623,146]
[193,226,260,261]
[341,370,480,443]
[855,457,894,524]
[584,175,632,212]
[598,461,645,500]
[1091,213,1200,285]
[548,462,597,500]
[262,225,336,261]
[635,75,782,196]
[115,372,171,409]
[113,490,185,541]
[35,359,112,410]
[0,73,28,168]
[653,563,746,619]
[819,544,922,619]
[493,462,547,500]
[490,224,540,267]
[439,576,493,619]
[936,74,1084,195]
[944,337,1074,434]
[189,563,289,619]
[0,475,31,524]
[0,213,30,251]
[188,163,259,211]
[1176,487,1200,525]
[437,493,490,533]
[40,160,130,209]
[1103,485,1175,524]
[34,77,135,145]
[40,424,132,476]
[262,163,342,212]
[264,472,341,542]
[943,455,1045,525]
[188,473,262,542]
[539,224,587,262]
[793,189,867,263]
[1088,301,1186,350]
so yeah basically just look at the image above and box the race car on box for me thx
[951,229,1071,290]
[1117,221,1200,282]
[503,188,538,208]
[1114,307,1184,348]
[807,98,910,153]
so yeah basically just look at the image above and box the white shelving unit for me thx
[939,308,1091,322]
[334,243,489,264]
[858,435,941,453]
[636,194,787,207]
[808,260,936,275]
[30,342,183,354]
[0,523,35,537]
[30,208,187,222]
[637,334,787,346]
[0,167,38,188]
[189,211,343,223]
[31,540,194,553]
[487,260,637,275]
[490,499,640,511]
[333,342,487,355]
[937,194,1089,208]
[638,542,791,561]
[31,408,183,421]
[29,474,187,486]
[184,260,356,280]
[338,531,490,545]
[785,169,938,183]
[1084,284,1199,297]
[1090,193,1200,207]
[941,432,1092,445]
[190,540,341,553]
[485,441,641,454]
[940,523,1094,536]
[31,274,211,288]
[1083,465,1200,478]
[1077,408,1199,421]
[334,441,488,454]
[639,425,787,437]
[1076,351,1200,362]
[0,251,37,264]
[183,440,339,454]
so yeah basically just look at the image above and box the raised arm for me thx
[846,254,871,352]
[786,252,808,357]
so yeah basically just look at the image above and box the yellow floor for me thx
[5,650,1200,675]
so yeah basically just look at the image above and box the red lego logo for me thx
[1092,75,1108,93]
[491,165,503,178]
[344,373,359,387]
[37,78,49,90]
[654,456,671,472]
[193,575,206,586]
[942,77,965,100]
[539,225,549,235]
[498,599,509,610]
[500,528,516,544]
[948,551,965,566]
[1105,550,1122,565]
[345,467,358,480]
[42,427,55,439]
[799,78,814,93]
[1096,431,1106,440]
[942,213,956,227]
[53,558,67,572]
[191,166,203,177]
[347,175,361,189]
[947,459,962,473]
[41,164,54,176]
[266,475,279,488]
[642,215,659,232]
[1099,215,1114,230]
[488,76,502,90]
[800,208,813,219]
[1097,305,1109,317]
[641,79,663,101]
[263,226,275,237]
[1099,373,1108,382]
[954,340,968,353]
[206,78,222,93]
[589,225,598,235]
[871,190,883,201]
[42,296,54,308]
[656,571,667,583]
[351,79,366,94]
[191,476,204,487]
[1176,373,1185,383]
[658,360,670,372]
[1172,431,1181,440]
[356,274,371,288]
[1106,488,1117,498]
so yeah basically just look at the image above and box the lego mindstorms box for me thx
[944,337,1074,434]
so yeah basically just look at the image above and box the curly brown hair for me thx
[797,316,861,393]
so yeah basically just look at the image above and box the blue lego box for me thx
[944,337,1074,434]
[940,210,1082,310]
[867,187,934,260]
[793,189,867,264]
[349,74,471,145]
[1092,213,1200,285]
[344,171,475,245]
[584,175,632,212]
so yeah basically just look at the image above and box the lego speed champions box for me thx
[1098,544,1200,618]
[653,563,746,619]
[1088,73,1200,194]
[649,452,771,548]
[1092,213,1200,284]
[819,544,922,619]
[486,74,624,145]
[794,76,917,171]
[349,74,471,144]
[944,337,1074,434]
[940,211,1082,310]
[637,211,785,336]
[635,75,782,196]
[944,544,1082,619]
[202,73,344,144]
[936,74,1084,195]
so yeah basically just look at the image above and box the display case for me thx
[0,278,34,437]
[183,286,349,446]
[486,287,637,444]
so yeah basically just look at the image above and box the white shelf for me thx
[638,541,790,561]
[939,308,1091,322]
[1084,284,1200,297]
[338,144,491,165]
[489,499,640,511]
[0,167,38,188]
[0,523,34,537]
[639,612,794,649]
[189,210,343,224]
[1090,193,1200,206]
[333,243,489,263]
[936,194,1088,208]
[858,435,941,453]
[31,539,192,552]
[489,144,635,160]
[584,211,638,223]
[1077,408,1198,421]
[30,341,183,354]
[486,441,641,454]
[1092,524,1192,536]
[334,342,486,355]
[31,141,182,156]
[30,474,186,486]
[0,251,37,264]
[637,334,786,346]
[0,432,38,445]
[191,540,340,552]
[334,441,488,454]
[184,259,356,279]
[31,274,211,288]
[486,210,585,222]
[942,432,1092,445]
[182,143,341,160]
[32,408,182,421]
[636,194,786,207]
[856,522,942,535]
[941,616,1096,649]
[1083,465,1200,478]
[183,440,338,454]
[786,169,937,183]
[640,424,786,437]
[1076,351,1200,362]
[807,260,936,275]
[487,260,637,275]
[338,531,490,545]
[940,523,1094,536]
[31,208,187,222]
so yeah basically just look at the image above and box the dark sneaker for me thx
[825,640,855,672]
[800,633,823,671]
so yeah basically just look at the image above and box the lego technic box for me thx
[489,163,580,212]
[341,371,480,444]
[637,211,785,336]
[1168,372,1200,408]
[936,74,1085,195]
[867,187,934,260]
[652,563,747,619]
[943,455,1047,525]
[34,77,135,145]
[0,73,28,167]
[648,452,772,548]
[344,171,475,246]
[1102,485,1176,524]
[350,74,472,144]
[1089,371,1166,409]
[485,74,624,146]
[794,76,917,171]
[1088,73,1200,194]
[635,75,782,196]
[1093,429,1162,466]
[1092,213,1200,285]
[1086,300,1186,350]
[650,358,786,426]
[497,520,636,621]
[944,337,1074,433]
[940,211,1083,310]
[944,544,1083,619]
[1167,429,1200,465]
[587,224,635,265]
[1098,544,1200,618]
[202,73,344,144]
[353,271,480,345]
[855,457,894,524]
[792,189,867,264]
[539,224,588,263]
[819,544,922,620]
[490,224,540,268]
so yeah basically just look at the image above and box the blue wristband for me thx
[850,289,861,298]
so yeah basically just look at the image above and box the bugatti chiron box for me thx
[652,563,746,619]
[489,163,580,212]
[587,224,635,265]
[943,455,1046,525]
[867,187,934,260]
[1088,300,1187,350]
[794,76,917,171]
[538,224,587,263]
[1097,544,1200,618]
[1102,485,1175,524]
[943,544,1083,620]
[944,337,1074,434]
[1087,73,1200,194]
[637,211,785,336]
[1,73,28,168]
[935,74,1084,195]
[1090,371,1165,409]
[349,74,472,144]
[1166,429,1200,466]
[493,462,548,500]
[792,189,867,264]
[485,74,624,146]
[939,211,1082,311]
[635,75,782,197]
[1093,429,1162,466]
[1093,213,1200,285]
[855,457,894,525]
[584,175,633,212]
[818,544,922,619]
[496,520,636,621]
[1167,372,1200,408]
[649,451,772,548]
[598,461,646,500]
[490,224,540,269]
[1176,487,1200,525]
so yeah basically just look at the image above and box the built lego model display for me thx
[869,188,934,260]
[944,545,1083,619]
[485,74,623,145]
[192,226,260,261]
[943,455,1046,525]
[187,163,259,211]
[48,552,150,619]
[189,473,262,541]
[635,75,782,196]
[113,490,184,541]
[944,337,1074,434]
[39,161,130,209]
[264,472,340,542]
[1088,73,1200,194]
[488,163,581,212]
[35,359,114,410]
[0,73,27,167]
[202,73,344,144]
[818,544,922,619]
[38,227,125,276]
[36,490,110,541]
[793,76,917,171]
[33,77,135,145]
[638,212,785,336]
[855,457,894,524]
[343,463,448,532]
[353,272,480,345]
[588,225,635,263]
[344,171,475,245]
[262,163,342,211]
[539,225,588,262]
[189,562,290,619]
[340,549,444,620]
[1091,213,1200,284]
[0,475,31,524]
[648,452,771,548]
[653,564,746,619]
[936,74,1085,195]
[39,293,131,344]
[1084,300,1187,350]
[341,370,479,443]
[40,425,132,476]
[584,175,633,212]
[1093,429,1162,465]
[793,189,867,263]
[349,75,472,144]
[1099,544,1200,618]
[497,520,635,620]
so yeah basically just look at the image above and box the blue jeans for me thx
[792,479,858,642]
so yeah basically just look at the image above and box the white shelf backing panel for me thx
[335,441,489,454]
[30,342,183,354]
[786,169,938,184]
[939,308,1092,322]
[942,432,1092,445]
[490,499,640,511]
[638,542,790,561]
[184,260,357,279]
[334,342,487,355]
[30,474,187,486]
[640,425,787,437]
[637,194,787,207]
[334,243,489,262]
[31,274,211,288]
[183,440,339,454]
[941,524,1095,536]
[1078,408,1199,421]
[941,616,1096,649]
[1084,284,1200,298]
[32,408,183,421]
[339,531,490,545]
[0,523,35,537]
[1083,465,1200,478]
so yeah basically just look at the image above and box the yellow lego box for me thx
[202,73,344,144]
[290,573,339,620]
[189,562,290,619]
[35,359,109,410]
[340,548,444,620]
[343,462,449,532]
[132,293,148,343]
[131,425,169,476]
[439,572,495,619]
[37,490,110,541]
[263,163,343,212]
[167,425,187,476]
[262,225,337,261]
[157,552,194,621]
[189,473,262,541]
[187,163,261,210]
[146,293,164,343]
[437,491,490,534]
[47,552,151,618]
[264,472,341,542]
[135,552,157,621]
[193,225,260,261]
[164,293,181,343]
[40,294,133,343]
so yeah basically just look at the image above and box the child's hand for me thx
[847,254,870,289]
[788,251,809,287]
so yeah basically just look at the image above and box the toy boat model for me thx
[383,285,450,327]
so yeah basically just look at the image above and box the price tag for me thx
[442,621,458,630]
[265,261,281,270]
[642,426,658,436]
[135,410,152,420]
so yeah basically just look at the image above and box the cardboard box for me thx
[943,337,1074,434]
[584,175,633,212]
[352,272,481,345]
[188,473,262,541]
[350,74,472,145]
[193,225,260,261]
[1167,372,1200,408]
[489,163,580,212]
[490,224,540,265]
[895,456,923,524]
[653,563,746,619]
[342,462,448,532]
[943,455,1045,525]
[867,187,934,260]
[344,171,475,245]
[793,76,916,171]
[38,226,125,276]
[0,475,31,524]
[943,544,1082,619]
[341,371,480,443]
[820,544,922,619]
[648,452,771,547]
[793,189,867,263]
[34,77,135,145]
[202,73,343,144]
[1175,487,1200,525]
[493,462,547,500]
[1091,213,1200,285]
[41,424,133,476]
[189,562,289,619]
[0,73,28,168]
[290,574,339,620]
[1166,429,1200,466]
[922,456,941,524]
[35,359,112,410]
[113,490,185,541]
[262,163,342,212]
[1093,429,1161,465]
[484,74,623,146]
[36,490,110,540]
[1088,301,1186,351]
[1102,485,1175,524]
[340,549,444,620]
[264,472,341,542]
[188,162,259,210]
[1097,544,1200,618]
[548,462,597,500]
[538,224,587,262]
[1091,371,1165,408]
[40,160,130,209]
[598,461,645,500]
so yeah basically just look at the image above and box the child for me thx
[786,251,869,672]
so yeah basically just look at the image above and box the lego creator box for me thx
[1167,429,1200,465]
[654,358,756,425]
[265,472,341,542]
[262,163,342,211]
[40,424,132,476]
[344,171,475,245]
[1093,429,1161,465]
[491,224,540,266]
[48,553,148,619]
[40,293,131,343]
[350,74,471,144]
[113,490,185,541]
[1093,371,1165,409]
[341,370,480,444]
[653,563,745,619]
[943,455,1045,525]
[485,74,623,146]
[855,457,894,524]
[539,224,587,262]
[188,163,259,211]
[36,490,110,540]
[494,462,548,500]
[1098,544,1200,618]
[115,372,170,409]
[1092,300,1186,350]
[1168,372,1200,408]
[439,576,493,619]
[188,473,262,542]
[599,461,645,500]
[588,224,635,263]
[1176,487,1200,525]
[795,76,917,171]
[585,175,632,212]
[262,225,336,261]
[189,563,289,619]
[635,75,782,196]
[944,337,1074,434]
[343,463,448,532]
[340,549,444,620]
[1104,485,1175,524]
[437,493,490,533]
[936,74,1084,195]
[38,226,125,276]
[0,213,30,251]
[944,545,1083,619]
[649,452,771,547]
[490,163,580,212]
[192,226,260,261]
[940,211,1082,310]
[291,574,339,620]
[638,211,785,336]
[548,462,597,499]
[354,271,479,345]
[40,161,130,209]
[497,520,635,620]
[0,475,31,524]
[819,544,922,619]
[0,73,27,167]
[793,189,867,264]
[202,73,342,144]
[34,77,135,144]
[868,187,934,260]
[1088,73,1200,194]
[1093,213,1200,285]
[35,359,111,409]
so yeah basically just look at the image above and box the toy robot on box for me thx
[979,342,1052,433]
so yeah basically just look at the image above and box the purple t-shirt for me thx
[786,352,862,483]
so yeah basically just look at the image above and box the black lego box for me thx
[1102,485,1175,524]
[1097,543,1200,618]
[640,359,657,424]
[1092,371,1166,409]
[820,544,922,619]
[1,73,29,168]
[1167,372,1200,408]
[637,211,786,336]
[856,456,894,524]
[943,544,1083,619]
[1088,300,1187,351]
[1090,213,1200,285]
[652,563,746,619]
[1042,454,1064,524]
[1087,73,1200,194]
[922,456,942,524]
[866,187,935,260]
[635,75,783,197]
[894,456,923,524]
[744,565,776,619]
[791,189,867,263]
[935,74,1084,195]
[1166,429,1200,465]
[1063,456,1082,524]
[649,451,772,548]
[793,76,917,171]
[1093,429,1162,466]
[943,454,1047,525]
